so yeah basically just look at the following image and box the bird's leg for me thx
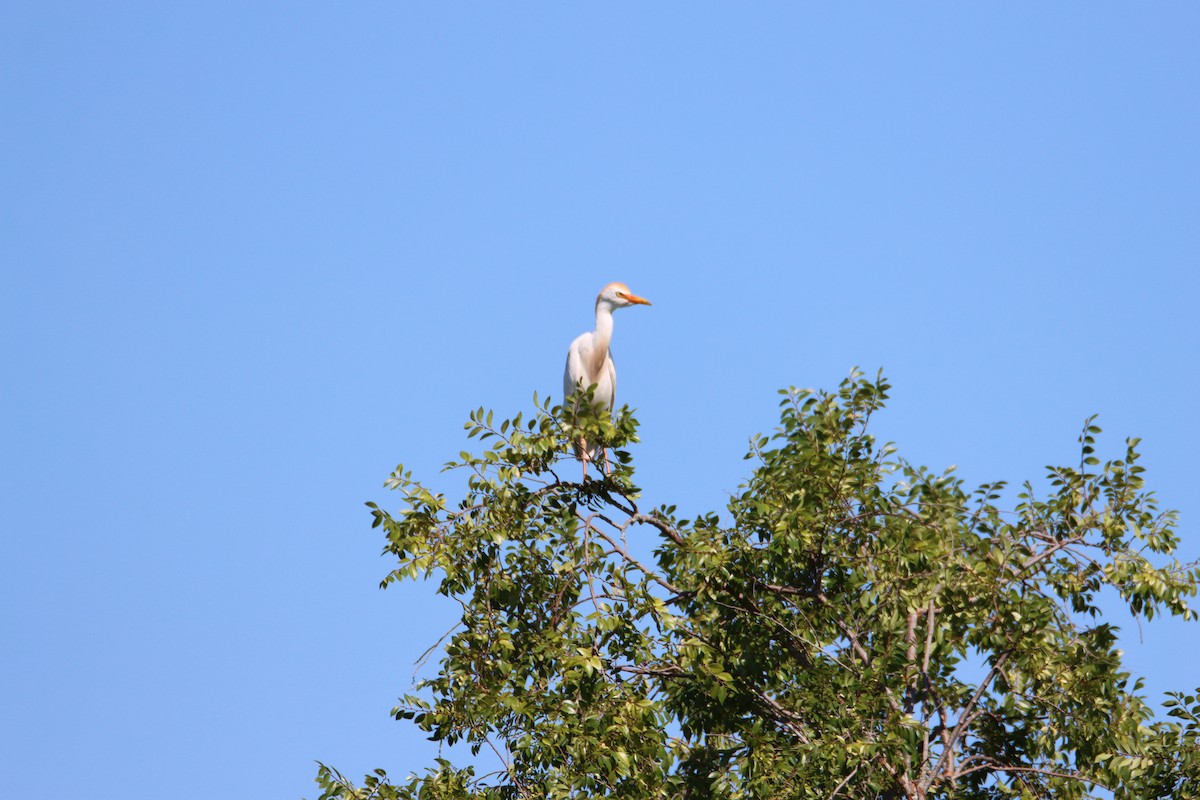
[579,437,590,482]
[603,448,611,476]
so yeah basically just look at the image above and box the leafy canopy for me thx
[317,371,1200,799]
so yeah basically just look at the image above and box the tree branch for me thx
[954,759,1109,790]
[630,513,685,546]
[922,651,1009,793]
[585,514,681,595]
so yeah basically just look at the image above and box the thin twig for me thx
[413,622,463,683]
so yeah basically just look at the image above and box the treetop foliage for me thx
[317,371,1200,799]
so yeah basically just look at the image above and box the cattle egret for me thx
[563,282,651,476]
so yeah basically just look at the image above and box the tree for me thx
[316,371,1200,799]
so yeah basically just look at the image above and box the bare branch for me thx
[586,516,681,595]
[953,759,1110,790]
[923,651,1010,793]
[828,765,860,800]
[630,512,685,546]
[903,609,919,713]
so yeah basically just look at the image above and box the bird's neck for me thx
[593,302,614,347]
[589,302,614,374]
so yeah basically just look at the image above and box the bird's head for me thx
[597,282,652,310]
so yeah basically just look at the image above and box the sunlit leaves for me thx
[320,372,1199,800]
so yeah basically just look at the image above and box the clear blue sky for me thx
[3,4,1198,798]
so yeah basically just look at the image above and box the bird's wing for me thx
[564,332,592,399]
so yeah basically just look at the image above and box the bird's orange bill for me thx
[620,293,652,306]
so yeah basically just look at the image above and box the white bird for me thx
[563,282,652,476]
